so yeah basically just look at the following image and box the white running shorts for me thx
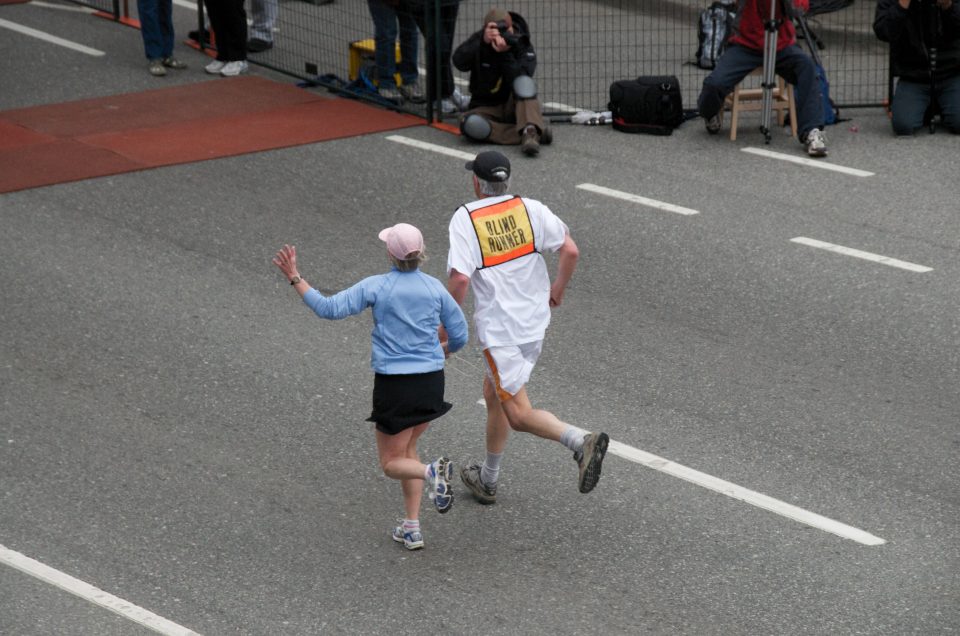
[482,341,543,401]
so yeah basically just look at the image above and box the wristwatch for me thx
[290,275,302,285]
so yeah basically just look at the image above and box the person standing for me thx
[366,0,424,102]
[445,150,609,505]
[137,0,188,76]
[874,0,960,134]
[203,0,249,76]
[272,224,468,550]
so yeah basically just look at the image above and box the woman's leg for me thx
[375,422,429,520]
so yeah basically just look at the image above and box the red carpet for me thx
[0,76,423,193]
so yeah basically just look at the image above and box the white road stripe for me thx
[0,18,104,56]
[607,441,886,545]
[790,237,933,272]
[0,544,201,635]
[172,0,198,10]
[29,1,95,12]
[577,183,699,215]
[386,135,476,160]
[543,101,584,113]
[741,147,875,177]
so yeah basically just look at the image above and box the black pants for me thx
[204,0,247,62]
[405,0,460,100]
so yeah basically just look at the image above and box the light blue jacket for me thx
[303,268,468,375]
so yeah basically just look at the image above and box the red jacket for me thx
[729,0,809,51]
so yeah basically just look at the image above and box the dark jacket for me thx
[452,11,537,107]
[874,0,960,83]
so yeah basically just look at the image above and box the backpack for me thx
[696,1,737,70]
[608,76,684,136]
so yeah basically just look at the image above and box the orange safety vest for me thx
[468,196,537,268]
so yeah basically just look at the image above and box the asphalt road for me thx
[1,2,959,635]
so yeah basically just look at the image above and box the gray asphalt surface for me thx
[1,2,959,635]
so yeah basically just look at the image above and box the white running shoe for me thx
[204,60,226,74]
[219,60,249,77]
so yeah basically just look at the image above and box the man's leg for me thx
[935,73,960,134]
[890,79,930,136]
[698,44,760,131]
[775,44,824,140]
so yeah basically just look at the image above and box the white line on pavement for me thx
[790,237,933,273]
[29,1,95,12]
[0,544,201,635]
[172,0,198,11]
[607,441,887,545]
[386,135,476,160]
[577,183,699,215]
[0,18,104,55]
[741,147,875,177]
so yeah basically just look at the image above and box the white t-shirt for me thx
[447,194,569,348]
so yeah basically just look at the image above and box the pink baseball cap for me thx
[378,223,424,260]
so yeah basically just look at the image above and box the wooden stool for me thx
[720,69,798,141]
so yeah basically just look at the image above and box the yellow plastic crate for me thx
[349,38,403,86]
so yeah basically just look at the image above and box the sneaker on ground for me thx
[204,60,226,74]
[574,432,609,493]
[451,88,471,111]
[392,525,424,550]
[521,126,540,156]
[162,57,187,70]
[705,114,721,134]
[427,457,454,514]
[439,98,457,114]
[220,60,248,77]
[459,462,497,504]
[379,86,402,102]
[398,80,426,104]
[148,59,166,76]
[804,128,828,157]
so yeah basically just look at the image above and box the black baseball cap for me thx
[465,150,511,182]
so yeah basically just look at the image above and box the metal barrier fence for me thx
[85,0,889,120]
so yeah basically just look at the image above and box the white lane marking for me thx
[741,147,875,177]
[0,544,201,635]
[0,18,104,56]
[790,237,933,273]
[607,441,886,545]
[29,1,95,12]
[386,135,475,160]
[172,0,197,10]
[577,183,699,216]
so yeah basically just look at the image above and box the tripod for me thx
[759,0,783,143]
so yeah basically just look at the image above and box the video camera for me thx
[496,20,526,48]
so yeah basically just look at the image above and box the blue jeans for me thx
[366,0,419,89]
[137,0,174,60]
[891,74,960,135]
[698,43,824,139]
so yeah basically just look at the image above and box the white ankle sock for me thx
[402,519,419,530]
[560,425,588,453]
[480,451,503,486]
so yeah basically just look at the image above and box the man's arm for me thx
[549,234,579,308]
[447,269,471,305]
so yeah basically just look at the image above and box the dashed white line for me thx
[0,18,104,56]
[607,441,886,545]
[577,183,699,215]
[790,237,932,272]
[29,1,95,12]
[741,147,875,177]
[172,0,198,10]
[0,544,201,635]
[386,134,475,160]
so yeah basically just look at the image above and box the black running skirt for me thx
[366,369,452,435]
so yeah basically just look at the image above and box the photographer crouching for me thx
[453,8,553,156]
[874,0,960,135]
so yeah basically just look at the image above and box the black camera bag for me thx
[608,76,684,136]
